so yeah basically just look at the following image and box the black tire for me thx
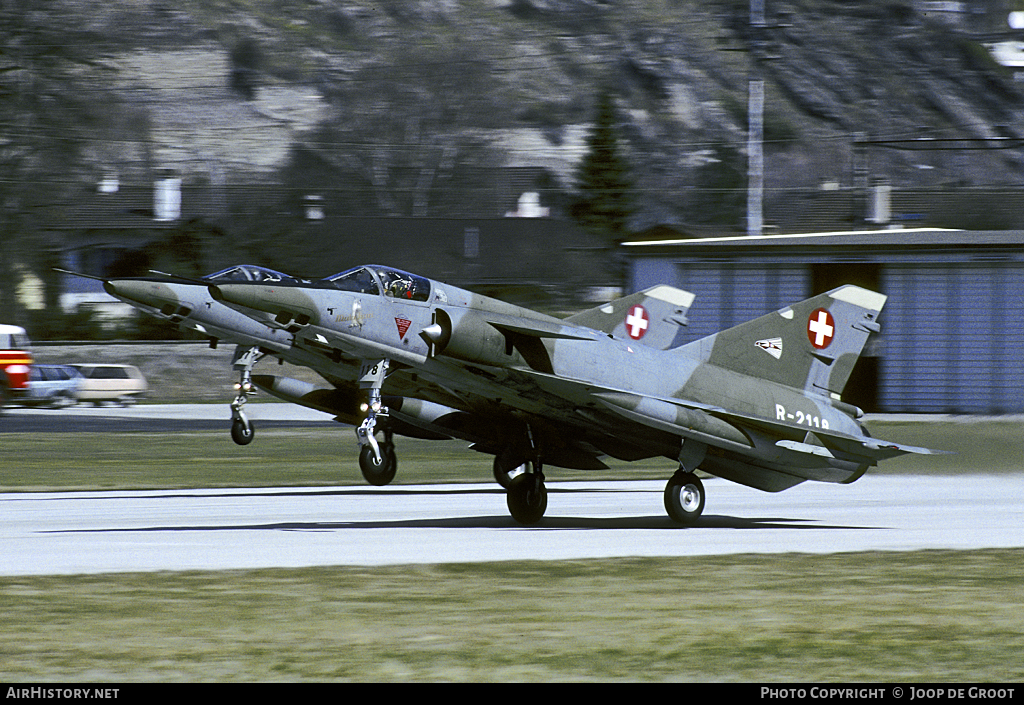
[664,472,705,526]
[359,443,397,486]
[231,418,255,445]
[46,392,74,409]
[507,473,547,524]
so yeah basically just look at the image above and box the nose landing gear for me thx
[355,359,398,485]
[230,346,264,446]
[231,415,255,445]
[358,430,397,485]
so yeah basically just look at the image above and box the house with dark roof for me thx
[47,176,612,320]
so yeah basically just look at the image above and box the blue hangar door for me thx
[880,262,1024,414]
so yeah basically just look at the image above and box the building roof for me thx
[287,215,610,287]
[623,227,1024,254]
[43,182,220,234]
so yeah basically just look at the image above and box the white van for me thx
[70,364,149,406]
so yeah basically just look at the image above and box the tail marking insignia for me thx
[807,308,835,349]
[755,337,783,359]
[625,305,650,340]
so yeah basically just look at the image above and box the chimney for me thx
[304,194,324,221]
[154,171,182,222]
[506,192,549,218]
[867,177,891,225]
[98,171,119,194]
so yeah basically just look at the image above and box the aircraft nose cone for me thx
[210,283,315,321]
[208,283,261,309]
[104,279,179,312]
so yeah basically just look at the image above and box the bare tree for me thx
[293,42,504,218]
[0,0,116,323]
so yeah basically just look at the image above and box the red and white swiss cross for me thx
[807,308,835,349]
[625,304,650,340]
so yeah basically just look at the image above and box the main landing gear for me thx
[662,438,708,526]
[664,471,705,526]
[499,427,547,524]
[230,346,263,446]
[506,460,546,525]
[498,436,709,526]
[500,459,707,526]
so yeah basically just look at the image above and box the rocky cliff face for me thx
[90,0,1024,230]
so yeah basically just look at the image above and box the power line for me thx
[857,137,1024,151]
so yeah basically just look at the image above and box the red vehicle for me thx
[1,324,33,408]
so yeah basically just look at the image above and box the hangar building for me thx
[623,228,1024,414]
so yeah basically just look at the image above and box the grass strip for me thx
[2,550,1021,682]
[2,419,1021,493]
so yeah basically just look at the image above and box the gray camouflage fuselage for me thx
[210,264,938,494]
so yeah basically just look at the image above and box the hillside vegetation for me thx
[68,0,1024,228]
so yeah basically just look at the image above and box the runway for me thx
[0,402,337,433]
[3,474,1022,576]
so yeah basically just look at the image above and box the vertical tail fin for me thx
[681,285,886,398]
[566,285,695,350]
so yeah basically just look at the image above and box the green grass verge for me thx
[863,419,1024,475]
[0,427,679,493]
[1,419,1020,493]
[2,550,1022,682]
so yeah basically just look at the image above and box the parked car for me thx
[24,364,82,408]
[70,364,148,406]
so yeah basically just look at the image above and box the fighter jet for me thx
[58,265,347,445]
[208,264,944,525]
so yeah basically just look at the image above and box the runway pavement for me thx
[3,474,1022,576]
[0,402,338,433]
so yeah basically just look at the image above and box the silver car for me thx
[25,365,82,408]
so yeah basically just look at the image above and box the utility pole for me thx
[747,0,766,237]
[747,81,764,237]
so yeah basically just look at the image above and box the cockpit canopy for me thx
[205,265,303,284]
[321,266,379,295]
[320,265,431,302]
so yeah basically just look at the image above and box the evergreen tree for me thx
[229,37,262,100]
[572,91,636,245]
